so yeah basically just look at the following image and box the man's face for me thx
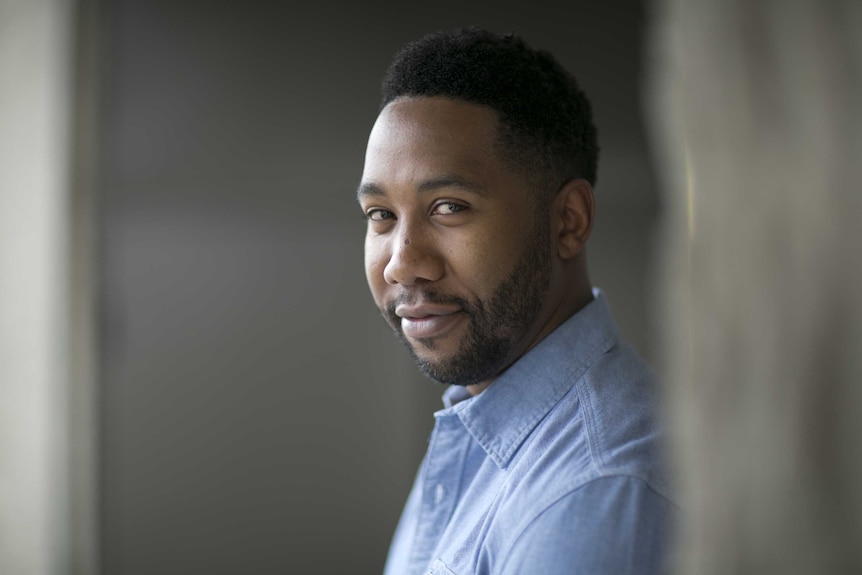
[358,97,553,387]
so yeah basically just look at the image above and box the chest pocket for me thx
[427,558,459,575]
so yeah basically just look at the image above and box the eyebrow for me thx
[356,175,487,201]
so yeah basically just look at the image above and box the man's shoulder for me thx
[577,341,668,477]
[501,339,672,517]
[477,342,674,571]
[492,474,676,575]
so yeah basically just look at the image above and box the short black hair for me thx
[381,27,599,191]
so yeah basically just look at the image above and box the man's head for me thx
[358,28,597,390]
[381,26,599,193]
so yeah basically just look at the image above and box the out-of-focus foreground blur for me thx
[1,0,859,574]
[650,1,862,573]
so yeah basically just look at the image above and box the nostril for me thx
[383,235,444,286]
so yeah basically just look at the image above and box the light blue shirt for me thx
[383,290,675,575]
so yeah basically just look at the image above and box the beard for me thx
[383,218,552,386]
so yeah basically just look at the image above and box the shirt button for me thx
[435,484,445,505]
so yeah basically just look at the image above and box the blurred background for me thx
[2,0,860,574]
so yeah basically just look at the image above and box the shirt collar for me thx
[439,288,619,469]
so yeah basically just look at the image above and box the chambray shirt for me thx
[383,290,675,575]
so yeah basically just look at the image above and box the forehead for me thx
[362,97,505,186]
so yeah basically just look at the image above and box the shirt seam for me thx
[463,334,618,469]
[459,392,563,468]
[406,425,441,572]
[574,343,617,476]
[497,474,677,572]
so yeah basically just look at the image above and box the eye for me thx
[365,208,395,221]
[432,202,467,216]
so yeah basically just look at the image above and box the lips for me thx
[395,303,466,339]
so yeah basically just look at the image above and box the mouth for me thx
[395,303,466,340]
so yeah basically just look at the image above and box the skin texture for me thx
[359,96,595,395]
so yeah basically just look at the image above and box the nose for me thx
[382,224,444,286]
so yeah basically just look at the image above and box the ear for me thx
[553,178,595,260]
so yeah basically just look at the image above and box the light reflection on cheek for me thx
[364,247,390,299]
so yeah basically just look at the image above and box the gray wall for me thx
[99,2,658,573]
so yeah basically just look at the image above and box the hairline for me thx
[381,94,563,203]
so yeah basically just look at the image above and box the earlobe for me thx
[554,178,595,260]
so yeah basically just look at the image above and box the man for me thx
[357,27,674,575]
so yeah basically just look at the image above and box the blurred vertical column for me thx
[648,1,862,573]
[0,0,99,574]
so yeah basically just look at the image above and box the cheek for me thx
[364,237,389,302]
[445,231,518,293]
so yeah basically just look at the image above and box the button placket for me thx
[408,413,470,573]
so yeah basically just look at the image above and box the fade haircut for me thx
[381,27,599,195]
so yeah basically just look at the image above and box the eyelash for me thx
[365,208,394,222]
[363,202,467,221]
[434,202,466,215]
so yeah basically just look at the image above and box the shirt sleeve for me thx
[498,475,675,575]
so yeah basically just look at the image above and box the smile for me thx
[400,312,466,339]
[395,303,466,339]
